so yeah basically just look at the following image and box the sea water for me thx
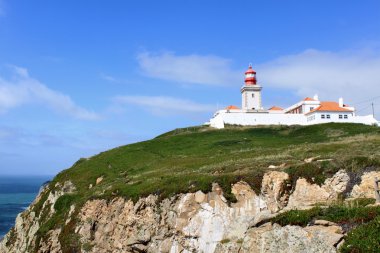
[0,176,51,239]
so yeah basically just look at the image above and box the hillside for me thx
[54,123,380,201]
[1,123,380,253]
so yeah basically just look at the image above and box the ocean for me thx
[0,176,51,239]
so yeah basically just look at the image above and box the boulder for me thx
[240,223,343,253]
[304,156,321,163]
[314,220,338,227]
[286,178,330,209]
[261,171,290,212]
[350,171,380,199]
[96,177,103,185]
[287,170,349,209]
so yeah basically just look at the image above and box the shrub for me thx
[272,207,323,226]
[340,217,380,253]
[286,163,326,188]
[342,156,380,173]
[272,205,380,228]
[220,238,230,244]
[54,194,79,215]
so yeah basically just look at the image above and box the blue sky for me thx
[0,0,380,175]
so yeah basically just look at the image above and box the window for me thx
[310,107,314,111]
[327,114,331,119]
[339,115,343,119]
[344,115,348,119]
[252,94,255,98]
[321,114,325,119]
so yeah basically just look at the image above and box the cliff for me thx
[1,123,379,253]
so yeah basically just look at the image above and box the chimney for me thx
[339,98,344,107]
[313,94,319,101]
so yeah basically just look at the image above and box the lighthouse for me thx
[208,62,377,129]
[241,64,263,110]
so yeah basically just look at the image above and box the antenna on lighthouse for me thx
[372,102,375,117]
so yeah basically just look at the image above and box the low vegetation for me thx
[272,199,377,227]
[271,199,380,252]
[341,216,380,253]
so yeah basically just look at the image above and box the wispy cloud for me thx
[113,95,216,116]
[100,72,120,83]
[137,51,241,86]
[258,48,380,110]
[0,126,63,147]
[0,65,101,120]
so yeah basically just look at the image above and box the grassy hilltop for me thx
[52,123,380,203]
[30,123,380,252]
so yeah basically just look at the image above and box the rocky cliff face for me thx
[1,169,379,253]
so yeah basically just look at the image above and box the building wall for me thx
[307,112,377,125]
[210,111,307,128]
[241,86,262,110]
[285,101,320,114]
[303,104,318,114]
[209,110,378,129]
[306,111,353,124]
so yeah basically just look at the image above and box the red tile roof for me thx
[304,97,316,101]
[306,101,353,115]
[268,106,283,111]
[225,105,240,110]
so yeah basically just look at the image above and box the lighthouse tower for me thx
[241,64,263,110]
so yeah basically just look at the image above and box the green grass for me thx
[272,207,323,226]
[272,199,379,227]
[29,123,380,253]
[285,163,330,187]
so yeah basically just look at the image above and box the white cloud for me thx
[0,66,100,120]
[137,51,241,86]
[100,72,120,83]
[257,49,380,111]
[113,95,216,116]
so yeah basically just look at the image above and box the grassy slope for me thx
[52,123,380,203]
[31,123,380,252]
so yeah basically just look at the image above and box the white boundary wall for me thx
[209,110,378,129]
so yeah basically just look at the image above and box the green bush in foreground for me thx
[272,202,380,252]
[272,202,380,227]
[340,217,380,253]
[272,207,323,226]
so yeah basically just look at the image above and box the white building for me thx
[209,65,378,129]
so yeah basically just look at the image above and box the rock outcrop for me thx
[240,223,343,253]
[261,171,290,212]
[350,171,380,199]
[75,181,266,253]
[0,181,75,253]
[286,169,350,209]
[0,169,377,253]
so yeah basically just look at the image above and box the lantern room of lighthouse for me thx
[241,64,263,110]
